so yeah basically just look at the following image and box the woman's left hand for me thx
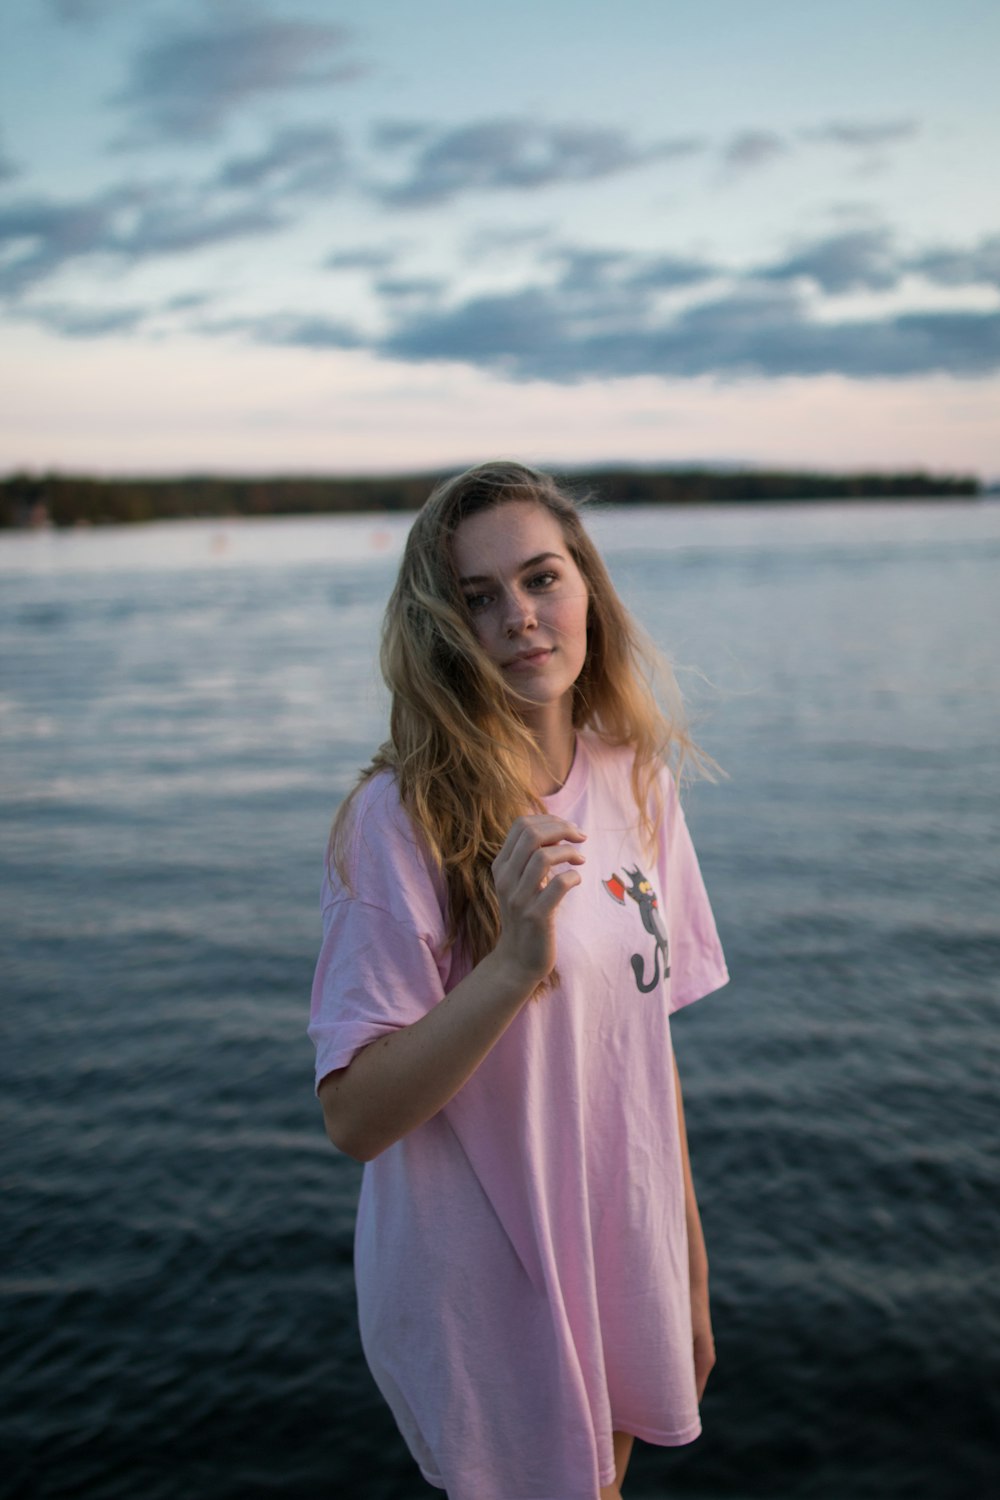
[691,1281,716,1401]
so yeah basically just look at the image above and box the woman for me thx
[309,461,728,1500]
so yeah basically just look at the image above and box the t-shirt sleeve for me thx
[307,775,451,1093]
[309,897,447,1091]
[661,776,729,1013]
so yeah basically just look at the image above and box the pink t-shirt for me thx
[309,730,728,1500]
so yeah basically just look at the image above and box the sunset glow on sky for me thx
[2,0,998,479]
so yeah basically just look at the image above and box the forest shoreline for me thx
[1,465,981,530]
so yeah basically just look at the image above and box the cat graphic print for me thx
[603,867,671,993]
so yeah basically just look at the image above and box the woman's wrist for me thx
[488,936,549,1000]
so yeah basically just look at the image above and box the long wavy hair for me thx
[330,461,705,969]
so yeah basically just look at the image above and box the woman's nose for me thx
[503,588,538,637]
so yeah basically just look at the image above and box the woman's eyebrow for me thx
[458,551,563,587]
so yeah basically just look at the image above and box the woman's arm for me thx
[319,814,586,1162]
[673,1050,716,1401]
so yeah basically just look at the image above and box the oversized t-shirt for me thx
[309,730,728,1500]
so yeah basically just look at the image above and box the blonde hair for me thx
[330,461,704,969]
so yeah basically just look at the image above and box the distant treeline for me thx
[0,466,981,529]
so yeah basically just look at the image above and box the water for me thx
[2,502,998,1499]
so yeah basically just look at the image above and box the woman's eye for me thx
[528,570,558,590]
[464,593,491,612]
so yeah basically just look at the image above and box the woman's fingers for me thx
[495,842,586,912]
[515,841,585,895]
[493,816,586,885]
[491,818,587,986]
[531,865,583,914]
[496,814,586,857]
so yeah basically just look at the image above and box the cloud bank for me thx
[378,279,1000,383]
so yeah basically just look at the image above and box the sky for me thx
[1,0,998,479]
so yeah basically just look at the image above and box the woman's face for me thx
[451,501,589,726]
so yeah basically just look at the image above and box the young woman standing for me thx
[309,462,728,1499]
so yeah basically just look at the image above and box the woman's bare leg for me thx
[598,1431,635,1498]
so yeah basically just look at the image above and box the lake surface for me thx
[2,500,998,1499]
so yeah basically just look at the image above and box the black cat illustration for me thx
[603,866,670,993]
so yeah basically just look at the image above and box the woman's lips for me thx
[504,648,553,670]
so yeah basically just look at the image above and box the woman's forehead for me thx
[451,501,567,573]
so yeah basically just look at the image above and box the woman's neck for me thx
[525,705,577,796]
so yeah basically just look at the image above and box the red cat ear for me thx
[604,874,626,905]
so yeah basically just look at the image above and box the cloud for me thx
[759,227,1000,296]
[16,289,221,339]
[371,119,703,207]
[383,287,569,372]
[644,293,1000,380]
[722,130,787,175]
[547,248,633,294]
[119,198,286,256]
[324,246,400,272]
[0,192,125,296]
[208,312,363,349]
[909,234,1000,290]
[761,228,900,294]
[0,141,18,184]
[163,292,211,313]
[214,126,347,195]
[377,278,1000,382]
[624,253,720,291]
[0,185,285,296]
[463,222,553,259]
[21,301,147,337]
[807,119,919,150]
[371,121,434,151]
[113,10,362,143]
[374,254,665,380]
[48,0,128,21]
[206,228,999,384]
[375,276,446,301]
